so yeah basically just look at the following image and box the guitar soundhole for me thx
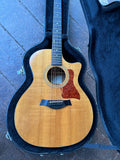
[47,67,66,85]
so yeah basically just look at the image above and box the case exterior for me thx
[80,0,120,150]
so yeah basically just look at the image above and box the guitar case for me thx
[80,0,120,150]
[7,0,97,154]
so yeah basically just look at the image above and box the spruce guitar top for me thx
[7,0,96,153]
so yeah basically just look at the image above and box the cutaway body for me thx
[15,49,93,147]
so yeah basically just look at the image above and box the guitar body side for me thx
[14,49,93,147]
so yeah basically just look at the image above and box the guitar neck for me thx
[51,0,62,66]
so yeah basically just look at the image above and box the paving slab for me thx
[69,0,88,32]
[0,0,44,51]
[19,0,45,26]
[0,74,15,106]
[0,26,25,88]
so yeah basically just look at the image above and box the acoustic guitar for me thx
[7,0,96,153]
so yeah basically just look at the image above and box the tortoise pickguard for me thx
[62,69,80,99]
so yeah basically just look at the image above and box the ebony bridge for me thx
[40,99,71,109]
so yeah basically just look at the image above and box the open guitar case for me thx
[7,0,97,154]
[7,0,120,154]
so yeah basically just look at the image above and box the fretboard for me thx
[51,0,62,66]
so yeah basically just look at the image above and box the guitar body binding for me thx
[14,49,93,147]
[7,39,97,154]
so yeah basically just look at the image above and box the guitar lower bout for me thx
[14,49,94,147]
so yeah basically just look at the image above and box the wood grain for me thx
[14,49,93,147]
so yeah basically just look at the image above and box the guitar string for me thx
[56,1,61,101]
[59,0,60,101]
[60,0,62,101]
[52,0,55,101]
[51,0,62,101]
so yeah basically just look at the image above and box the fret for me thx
[53,38,62,40]
[52,60,62,63]
[52,47,62,50]
[53,31,62,34]
[54,15,61,17]
[52,43,61,45]
[52,42,62,44]
[52,53,62,55]
[52,44,62,47]
[53,26,61,29]
[53,38,61,40]
[53,12,61,14]
[52,61,62,63]
[53,23,61,26]
[52,55,62,57]
[52,40,61,43]
[52,48,61,50]
[52,54,62,57]
[53,42,61,45]
[52,53,62,56]
[54,35,62,39]
[52,40,62,42]
[52,51,62,52]
[52,57,62,59]
[52,56,62,58]
[52,50,62,52]
[53,32,62,34]
[53,36,61,39]
[52,52,62,54]
[53,18,61,20]
[52,46,62,48]
[52,40,61,42]
[53,35,61,38]
[53,18,61,21]
[55,2,61,4]
[52,42,61,44]
[54,7,61,9]
[53,24,61,28]
[52,51,62,53]
[53,30,61,32]
[53,31,62,33]
[53,35,62,37]
[52,45,62,48]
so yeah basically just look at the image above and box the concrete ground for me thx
[0,0,120,159]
